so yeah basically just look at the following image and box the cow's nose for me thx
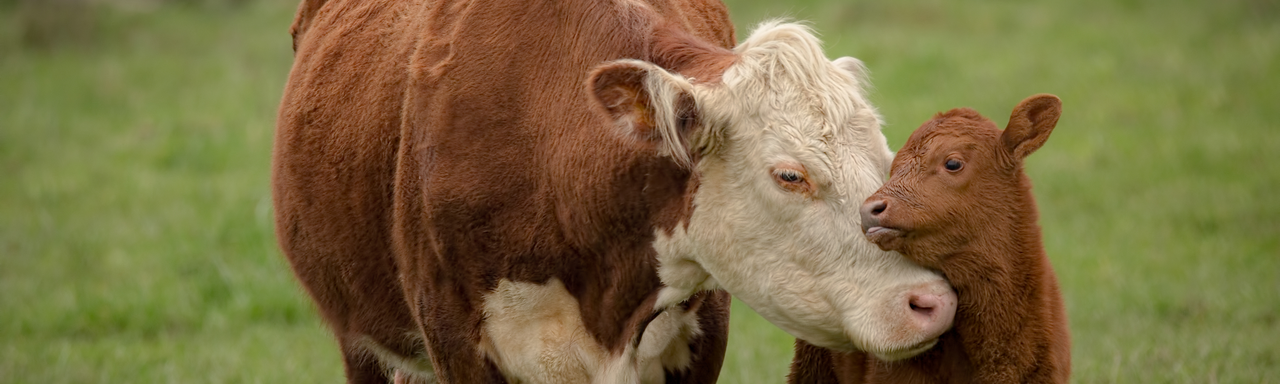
[860,199,888,232]
[907,287,957,339]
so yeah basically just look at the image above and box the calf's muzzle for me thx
[860,198,888,233]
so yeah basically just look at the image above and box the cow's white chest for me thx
[479,278,700,384]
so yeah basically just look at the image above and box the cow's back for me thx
[273,0,735,382]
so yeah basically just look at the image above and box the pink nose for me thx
[907,287,958,339]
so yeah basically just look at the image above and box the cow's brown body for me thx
[788,95,1072,383]
[273,0,736,382]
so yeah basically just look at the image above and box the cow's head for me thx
[588,21,955,360]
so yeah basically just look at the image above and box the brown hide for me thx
[272,0,737,382]
[788,95,1071,383]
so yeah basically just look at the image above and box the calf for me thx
[788,94,1071,383]
[274,0,957,382]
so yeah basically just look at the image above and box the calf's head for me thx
[861,94,1062,266]
[588,22,956,360]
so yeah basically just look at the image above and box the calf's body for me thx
[788,94,1071,383]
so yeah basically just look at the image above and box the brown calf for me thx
[788,94,1071,383]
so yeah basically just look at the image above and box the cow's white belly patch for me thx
[479,278,701,384]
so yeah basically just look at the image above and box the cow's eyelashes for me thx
[776,170,803,183]
[771,167,813,195]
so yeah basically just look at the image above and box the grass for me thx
[1,0,1276,382]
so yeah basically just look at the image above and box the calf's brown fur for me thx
[788,94,1071,383]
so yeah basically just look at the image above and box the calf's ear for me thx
[588,60,700,167]
[1001,93,1062,159]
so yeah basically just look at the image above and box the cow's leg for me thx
[788,340,868,384]
[415,288,506,383]
[280,253,407,384]
[663,290,731,384]
[395,369,437,384]
[338,338,390,384]
[296,265,417,384]
[788,340,840,384]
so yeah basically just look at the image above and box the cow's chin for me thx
[868,337,939,362]
[812,329,940,362]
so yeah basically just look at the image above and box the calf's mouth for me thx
[862,225,905,251]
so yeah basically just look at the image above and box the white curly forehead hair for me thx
[693,21,893,199]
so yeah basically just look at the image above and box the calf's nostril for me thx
[865,199,885,217]
[860,200,889,233]
[869,200,887,216]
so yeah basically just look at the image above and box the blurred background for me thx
[1,0,1276,382]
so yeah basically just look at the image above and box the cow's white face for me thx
[590,21,956,361]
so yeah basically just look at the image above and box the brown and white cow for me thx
[273,0,955,382]
[788,94,1071,383]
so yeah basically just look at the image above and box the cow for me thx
[787,94,1071,383]
[272,0,957,382]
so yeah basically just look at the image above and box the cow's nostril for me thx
[908,296,936,317]
[905,289,957,341]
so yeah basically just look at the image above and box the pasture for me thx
[1,0,1276,382]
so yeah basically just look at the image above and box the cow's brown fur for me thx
[788,94,1071,383]
[273,0,736,382]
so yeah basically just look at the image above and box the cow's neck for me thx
[546,141,699,334]
[548,21,731,301]
[537,18,731,354]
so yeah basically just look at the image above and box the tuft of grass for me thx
[0,0,1275,383]
[0,1,342,382]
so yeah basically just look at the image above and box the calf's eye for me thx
[944,159,963,171]
[778,170,802,183]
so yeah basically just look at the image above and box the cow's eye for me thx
[771,164,812,195]
[777,170,802,183]
[944,159,963,172]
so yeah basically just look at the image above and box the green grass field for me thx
[1,0,1276,382]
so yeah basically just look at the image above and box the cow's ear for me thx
[589,60,700,167]
[1001,94,1062,159]
[833,56,869,84]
